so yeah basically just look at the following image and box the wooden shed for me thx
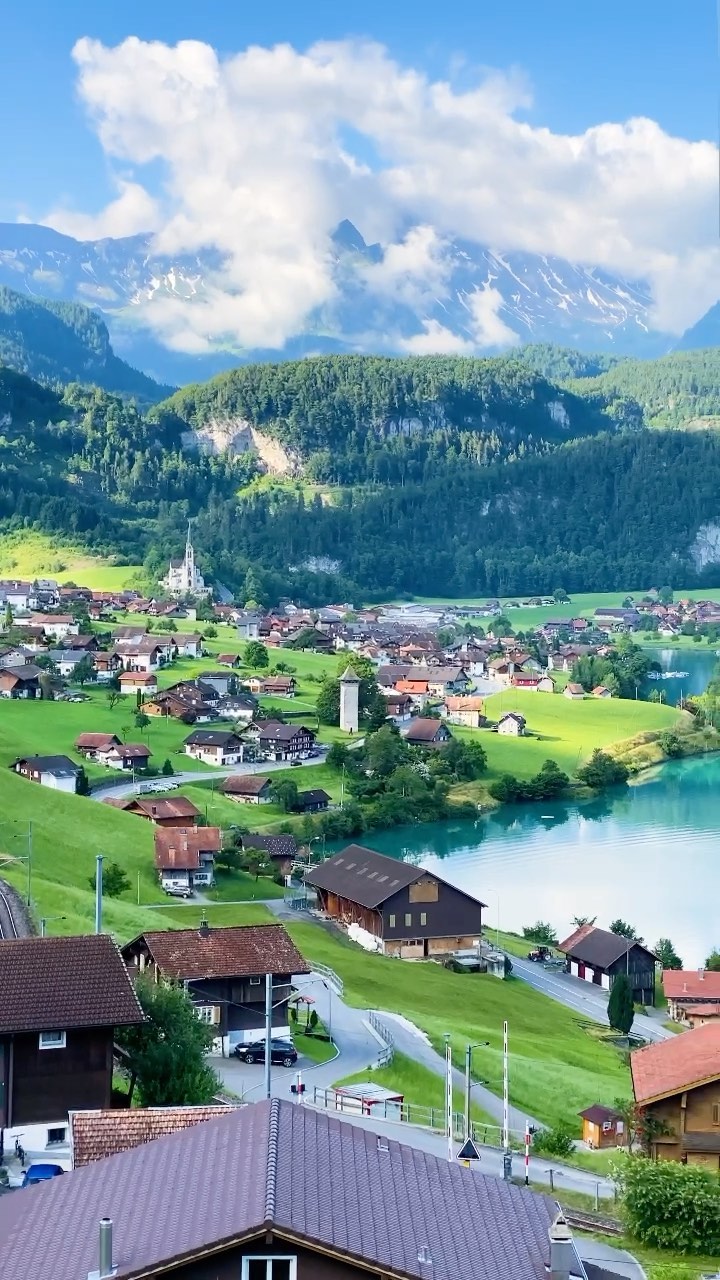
[578,1104,625,1149]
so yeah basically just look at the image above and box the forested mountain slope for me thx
[154,354,610,481]
[0,287,172,405]
[563,348,720,428]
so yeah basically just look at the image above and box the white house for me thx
[47,650,89,679]
[563,683,586,700]
[497,712,526,736]
[174,633,204,659]
[119,671,159,697]
[184,729,244,766]
[28,614,79,642]
[13,754,81,793]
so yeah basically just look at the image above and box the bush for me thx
[532,1125,574,1158]
[614,1156,720,1253]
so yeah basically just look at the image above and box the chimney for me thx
[699,967,705,981]
[88,1218,116,1280]
[417,1246,432,1266]
[198,916,210,939]
[548,1212,574,1280]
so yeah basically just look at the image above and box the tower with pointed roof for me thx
[161,521,211,597]
[339,665,360,734]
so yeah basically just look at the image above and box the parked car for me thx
[290,759,303,767]
[21,1163,64,1188]
[164,885,194,899]
[233,1038,297,1067]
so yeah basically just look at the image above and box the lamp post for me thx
[40,915,66,937]
[464,1040,490,1141]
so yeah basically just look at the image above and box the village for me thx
[0,541,719,1279]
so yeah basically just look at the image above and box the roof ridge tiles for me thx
[265,1097,281,1227]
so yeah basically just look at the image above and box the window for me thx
[388,914,396,928]
[713,1103,720,1127]
[195,1006,219,1025]
[420,912,427,926]
[404,913,412,927]
[39,1031,66,1050]
[242,1258,296,1280]
[47,1127,66,1145]
[249,976,262,986]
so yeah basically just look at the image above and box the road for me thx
[511,955,672,1043]
[0,879,29,939]
[89,752,329,800]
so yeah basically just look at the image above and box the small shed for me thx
[333,1083,404,1121]
[578,1104,625,1149]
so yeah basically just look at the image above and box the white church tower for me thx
[161,521,211,598]
[339,666,360,734]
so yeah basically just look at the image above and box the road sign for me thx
[457,1138,481,1163]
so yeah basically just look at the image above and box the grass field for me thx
[391,589,702,634]
[456,690,685,782]
[0,531,143,590]
[335,1049,498,1129]
[286,922,630,1131]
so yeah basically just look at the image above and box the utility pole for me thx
[95,855,103,934]
[502,1019,512,1180]
[264,972,272,1100]
[464,1044,472,1142]
[444,1035,453,1162]
[26,822,32,906]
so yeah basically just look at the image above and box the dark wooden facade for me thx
[168,1236,372,1278]
[0,1026,113,1127]
[315,872,483,958]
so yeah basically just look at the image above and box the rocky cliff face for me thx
[181,417,301,475]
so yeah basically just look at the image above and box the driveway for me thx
[511,956,671,1044]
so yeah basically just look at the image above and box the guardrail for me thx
[312,963,344,997]
[367,1011,394,1066]
[311,1086,508,1144]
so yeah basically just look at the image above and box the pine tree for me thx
[607,974,634,1036]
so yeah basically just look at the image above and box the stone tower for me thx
[339,665,361,734]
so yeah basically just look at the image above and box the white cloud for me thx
[399,320,475,355]
[45,178,161,241]
[42,35,720,348]
[466,288,520,348]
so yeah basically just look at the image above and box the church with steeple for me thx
[161,523,211,598]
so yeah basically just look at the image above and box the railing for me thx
[311,1086,508,1144]
[312,963,344,997]
[367,1011,394,1066]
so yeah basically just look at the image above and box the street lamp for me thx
[40,915,66,937]
[464,1041,490,1141]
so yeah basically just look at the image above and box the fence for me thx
[367,1012,394,1066]
[312,963,344,997]
[311,1086,507,1145]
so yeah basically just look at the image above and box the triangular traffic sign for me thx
[457,1137,481,1162]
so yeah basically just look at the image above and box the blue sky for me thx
[2,0,717,221]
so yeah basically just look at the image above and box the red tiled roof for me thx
[663,970,720,1001]
[631,1023,720,1104]
[154,827,222,870]
[71,1106,234,1167]
[684,1004,720,1017]
[75,733,119,749]
[220,774,272,796]
[0,935,144,1033]
[125,923,309,980]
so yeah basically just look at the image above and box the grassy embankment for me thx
[335,1049,499,1130]
[286,921,630,1132]
[0,530,143,591]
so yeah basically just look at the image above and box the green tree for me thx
[365,690,389,732]
[3,602,12,630]
[571,915,597,928]
[106,689,124,710]
[576,749,628,790]
[613,1156,720,1253]
[658,731,683,758]
[205,624,217,638]
[161,757,174,776]
[315,676,341,725]
[363,724,408,777]
[116,977,220,1106]
[135,711,150,730]
[521,921,558,946]
[244,640,269,670]
[552,586,569,602]
[607,973,634,1036]
[325,741,350,770]
[706,949,720,971]
[655,937,683,970]
[270,779,299,813]
[88,860,131,898]
[609,919,644,944]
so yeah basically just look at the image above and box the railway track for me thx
[0,883,20,939]
[563,1208,623,1238]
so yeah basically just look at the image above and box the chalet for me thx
[113,625,147,643]
[112,642,165,673]
[0,645,32,668]
[197,670,233,696]
[103,795,202,827]
[0,664,42,698]
[394,678,430,701]
[0,1102,595,1280]
[384,691,413,720]
[0,579,32,610]
[630,1023,720,1166]
[488,657,512,685]
[261,675,297,698]
[235,609,262,640]
[119,671,159,696]
[559,924,657,1005]
[563,683,586,700]
[215,692,257,722]
[75,732,122,758]
[93,651,123,680]
[663,969,720,1023]
[174,632,205,659]
[404,717,452,747]
[497,712,526,736]
[511,676,542,691]
[12,754,81,793]
[63,633,99,652]
[0,935,143,1154]
[578,1105,625,1150]
[220,774,273,804]
[295,788,331,813]
[257,721,316,761]
[146,691,215,723]
[419,665,469,697]
[28,614,78,641]
[154,826,222,891]
[306,845,485,959]
[184,728,244,766]
[592,685,612,698]
[122,922,309,1053]
[442,695,486,728]
[241,832,298,875]
[99,742,153,771]
[217,653,242,667]
[47,649,91,678]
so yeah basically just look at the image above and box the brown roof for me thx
[112,796,202,822]
[306,844,486,912]
[558,925,657,970]
[0,1098,557,1280]
[0,935,143,1034]
[683,1004,720,1016]
[578,1105,622,1125]
[241,833,298,858]
[631,1023,720,1104]
[102,742,152,759]
[663,970,720,1001]
[565,683,585,694]
[119,671,157,684]
[445,696,485,711]
[220,774,272,796]
[75,732,120,749]
[124,923,309,980]
[154,827,223,871]
[71,1105,234,1167]
[406,717,449,741]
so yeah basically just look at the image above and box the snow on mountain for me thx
[0,219,687,385]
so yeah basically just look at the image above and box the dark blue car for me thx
[21,1163,64,1188]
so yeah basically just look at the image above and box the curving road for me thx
[89,752,330,801]
[511,955,672,1044]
